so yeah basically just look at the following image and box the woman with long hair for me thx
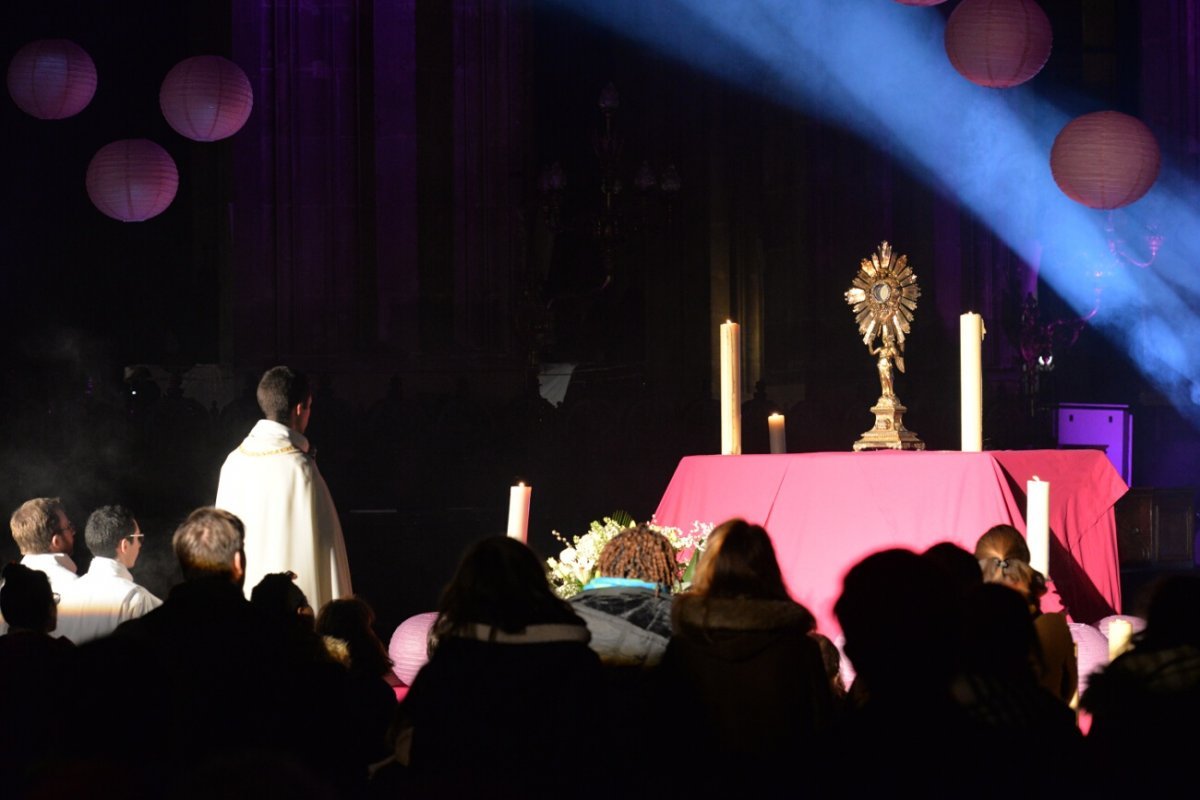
[661,519,833,771]
[391,537,602,795]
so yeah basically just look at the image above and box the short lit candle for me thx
[1025,476,1049,575]
[960,312,984,452]
[506,482,531,543]
[1108,619,1133,662]
[768,413,786,454]
[720,320,742,455]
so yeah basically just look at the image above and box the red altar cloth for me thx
[654,450,1127,639]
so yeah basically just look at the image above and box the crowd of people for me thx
[6,487,1196,797]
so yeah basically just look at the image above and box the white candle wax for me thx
[1026,477,1050,575]
[768,413,786,454]
[1108,619,1133,662]
[720,320,742,455]
[506,483,531,543]
[960,312,984,452]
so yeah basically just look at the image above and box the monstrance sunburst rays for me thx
[844,241,920,358]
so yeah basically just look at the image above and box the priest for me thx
[215,365,352,610]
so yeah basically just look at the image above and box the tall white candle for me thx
[720,320,742,455]
[1108,619,1133,662]
[1026,476,1050,575]
[960,312,984,452]
[768,413,786,454]
[506,482,531,543]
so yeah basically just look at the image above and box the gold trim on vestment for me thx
[237,444,301,456]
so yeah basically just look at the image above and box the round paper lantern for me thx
[1051,111,1161,209]
[159,55,253,142]
[86,139,179,222]
[944,0,1053,88]
[388,611,437,685]
[6,39,97,119]
[1069,622,1108,697]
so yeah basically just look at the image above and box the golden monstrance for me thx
[844,241,925,451]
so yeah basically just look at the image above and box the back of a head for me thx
[1,562,56,633]
[432,536,576,644]
[596,524,678,589]
[922,542,983,600]
[316,597,392,677]
[173,508,245,582]
[9,498,64,555]
[692,518,789,601]
[256,365,310,423]
[251,572,313,631]
[1143,574,1200,650]
[85,505,136,559]
[835,548,959,695]
[974,524,1031,563]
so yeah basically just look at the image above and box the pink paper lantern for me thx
[389,611,438,686]
[1069,622,1108,698]
[159,55,253,142]
[944,0,1053,88]
[1051,111,1161,210]
[86,139,179,222]
[7,39,97,119]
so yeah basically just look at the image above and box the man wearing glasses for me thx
[9,497,80,595]
[57,505,162,644]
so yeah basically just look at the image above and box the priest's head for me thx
[173,507,246,586]
[257,365,312,434]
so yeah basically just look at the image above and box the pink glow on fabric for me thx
[944,0,1053,88]
[6,39,97,119]
[85,139,179,222]
[1050,111,1161,209]
[159,55,253,142]
[389,611,437,686]
[654,451,1126,639]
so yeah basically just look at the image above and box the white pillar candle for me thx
[720,320,742,455]
[1108,619,1133,662]
[768,413,786,454]
[960,312,984,452]
[1025,476,1050,575]
[506,482,531,543]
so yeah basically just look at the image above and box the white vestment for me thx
[20,552,79,595]
[215,419,352,610]
[56,556,162,644]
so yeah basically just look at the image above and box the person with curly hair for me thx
[569,523,677,667]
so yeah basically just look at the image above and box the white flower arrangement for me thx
[547,515,714,599]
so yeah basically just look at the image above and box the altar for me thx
[654,450,1127,638]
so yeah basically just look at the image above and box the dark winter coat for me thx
[660,594,833,758]
[570,585,672,666]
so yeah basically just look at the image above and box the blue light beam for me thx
[543,0,1200,422]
